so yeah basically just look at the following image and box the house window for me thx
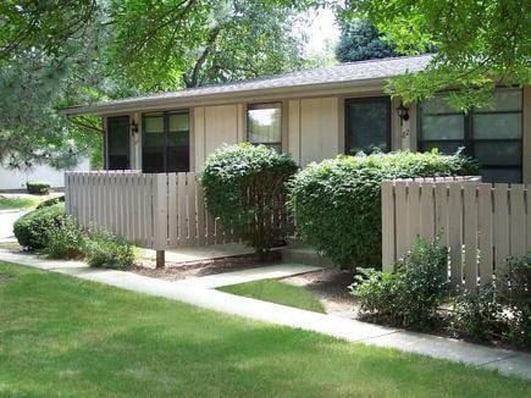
[106,115,130,170]
[345,97,391,154]
[418,88,522,182]
[142,111,190,173]
[247,103,282,151]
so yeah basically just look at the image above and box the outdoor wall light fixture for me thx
[130,120,139,135]
[396,102,410,122]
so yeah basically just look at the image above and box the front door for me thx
[345,97,391,154]
[106,116,131,170]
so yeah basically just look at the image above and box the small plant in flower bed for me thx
[450,254,530,348]
[351,238,449,330]
[44,217,86,260]
[84,231,135,270]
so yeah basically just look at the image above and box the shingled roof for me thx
[65,54,433,115]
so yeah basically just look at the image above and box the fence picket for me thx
[494,184,510,277]
[381,181,395,272]
[509,184,526,256]
[463,184,478,290]
[477,184,494,285]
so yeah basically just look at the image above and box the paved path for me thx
[1,249,530,381]
[0,209,27,240]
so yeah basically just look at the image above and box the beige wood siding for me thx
[193,104,243,170]
[299,97,340,166]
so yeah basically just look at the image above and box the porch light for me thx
[131,120,139,135]
[396,103,410,122]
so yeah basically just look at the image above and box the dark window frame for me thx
[142,110,190,173]
[344,96,392,155]
[246,102,283,151]
[417,88,523,182]
[106,115,131,170]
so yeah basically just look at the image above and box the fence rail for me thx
[382,177,531,289]
[65,171,238,250]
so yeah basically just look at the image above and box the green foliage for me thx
[345,1,530,110]
[13,203,66,250]
[288,150,477,268]
[351,238,449,329]
[451,254,530,348]
[85,231,135,270]
[44,217,86,260]
[26,181,51,195]
[36,195,65,209]
[335,19,402,63]
[201,143,298,254]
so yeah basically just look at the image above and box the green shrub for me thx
[26,181,51,195]
[36,195,65,209]
[45,217,86,259]
[201,143,298,254]
[85,231,135,270]
[451,254,530,348]
[13,203,67,250]
[351,238,449,330]
[288,150,477,268]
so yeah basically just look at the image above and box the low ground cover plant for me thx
[288,150,477,269]
[13,204,135,269]
[36,195,65,209]
[450,254,530,348]
[201,143,297,255]
[351,238,449,330]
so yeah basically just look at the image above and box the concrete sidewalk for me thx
[1,249,530,381]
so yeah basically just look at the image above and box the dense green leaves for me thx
[288,151,478,268]
[346,0,531,109]
[201,143,297,254]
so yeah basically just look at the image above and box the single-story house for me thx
[64,54,531,183]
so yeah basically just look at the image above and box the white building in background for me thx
[0,158,90,191]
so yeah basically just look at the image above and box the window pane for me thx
[421,95,457,114]
[107,116,130,170]
[473,113,521,139]
[248,105,281,144]
[169,113,189,132]
[144,116,163,133]
[480,168,521,183]
[475,88,522,113]
[346,99,389,154]
[422,115,465,140]
[420,141,465,155]
[473,141,521,166]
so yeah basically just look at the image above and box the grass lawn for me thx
[1,262,529,397]
[219,279,325,313]
[0,196,41,210]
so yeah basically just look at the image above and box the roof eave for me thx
[62,77,390,116]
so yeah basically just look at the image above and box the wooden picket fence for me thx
[64,171,238,250]
[382,176,531,289]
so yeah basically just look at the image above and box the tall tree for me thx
[335,19,401,63]
[0,0,318,169]
[344,0,530,109]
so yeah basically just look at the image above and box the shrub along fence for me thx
[382,177,531,289]
[65,171,239,256]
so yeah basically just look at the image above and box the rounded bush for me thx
[288,150,478,268]
[36,195,65,209]
[201,143,298,254]
[45,217,86,259]
[13,203,67,250]
[26,181,51,195]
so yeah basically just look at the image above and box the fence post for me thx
[153,173,168,268]
[381,180,395,272]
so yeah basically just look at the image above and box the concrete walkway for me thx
[139,243,255,264]
[1,249,530,381]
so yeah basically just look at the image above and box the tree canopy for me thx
[335,19,401,63]
[344,0,531,109]
[0,0,318,169]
